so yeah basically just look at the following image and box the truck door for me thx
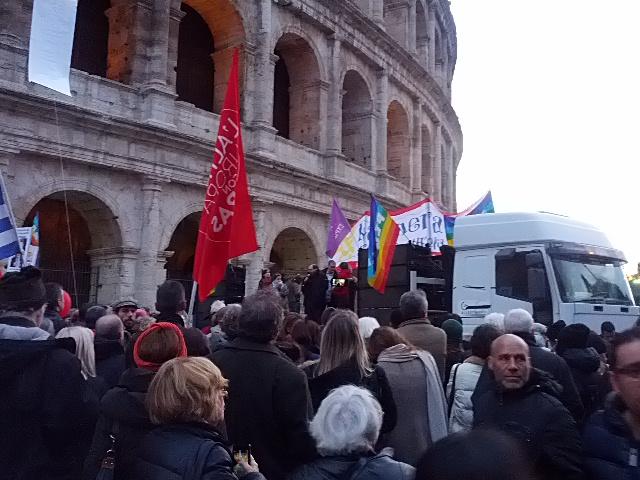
[454,253,492,320]
[494,248,553,325]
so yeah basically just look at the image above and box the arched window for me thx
[176,4,214,112]
[272,34,322,149]
[341,71,373,169]
[71,0,110,77]
[273,50,291,139]
[387,101,411,187]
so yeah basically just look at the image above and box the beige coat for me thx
[397,318,447,380]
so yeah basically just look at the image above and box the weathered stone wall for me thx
[0,0,462,308]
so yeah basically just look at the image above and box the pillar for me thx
[241,201,269,296]
[0,1,31,84]
[88,247,140,305]
[384,1,411,49]
[431,122,443,203]
[427,5,436,73]
[212,46,237,114]
[134,176,165,308]
[408,0,417,54]
[245,32,278,159]
[410,99,423,198]
[372,0,384,26]
[374,69,389,174]
[325,35,342,156]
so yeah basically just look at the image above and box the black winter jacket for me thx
[82,368,155,480]
[0,314,88,480]
[307,358,398,433]
[134,422,265,480]
[583,394,640,480]
[211,338,317,480]
[473,332,585,420]
[94,338,126,389]
[560,347,605,416]
[288,450,415,480]
[474,368,585,480]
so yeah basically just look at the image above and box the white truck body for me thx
[452,212,638,337]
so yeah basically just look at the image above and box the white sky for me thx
[451,0,640,273]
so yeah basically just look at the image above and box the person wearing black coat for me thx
[134,357,264,480]
[307,358,397,434]
[305,310,397,434]
[94,314,127,389]
[583,394,640,480]
[582,327,640,480]
[83,322,188,480]
[473,330,584,421]
[302,263,335,323]
[557,323,606,416]
[154,280,187,328]
[210,291,317,480]
[0,267,89,480]
[473,334,584,480]
[95,338,126,389]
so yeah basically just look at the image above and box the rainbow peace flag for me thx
[444,191,495,246]
[368,196,400,293]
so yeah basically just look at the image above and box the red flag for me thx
[193,49,258,301]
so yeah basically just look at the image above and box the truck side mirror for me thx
[525,251,545,268]
[528,267,548,302]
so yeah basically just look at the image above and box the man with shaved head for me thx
[94,314,126,388]
[473,334,585,480]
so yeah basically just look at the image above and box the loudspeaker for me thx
[356,243,448,324]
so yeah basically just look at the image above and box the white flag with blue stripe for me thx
[0,182,21,260]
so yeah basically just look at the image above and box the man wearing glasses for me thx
[584,327,640,479]
[474,334,584,480]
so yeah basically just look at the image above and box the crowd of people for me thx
[2,264,640,480]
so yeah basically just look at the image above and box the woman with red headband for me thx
[82,323,187,480]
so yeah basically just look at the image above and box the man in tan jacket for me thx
[394,290,447,380]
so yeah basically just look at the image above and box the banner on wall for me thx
[28,0,79,95]
[331,192,494,265]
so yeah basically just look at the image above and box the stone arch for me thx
[71,0,110,77]
[272,32,323,149]
[22,190,123,307]
[387,100,411,187]
[269,227,317,276]
[165,211,199,285]
[416,0,429,67]
[179,0,246,113]
[420,123,433,194]
[341,70,374,169]
[14,179,129,245]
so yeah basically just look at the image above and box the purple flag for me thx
[326,199,351,257]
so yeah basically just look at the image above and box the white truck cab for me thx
[452,212,638,337]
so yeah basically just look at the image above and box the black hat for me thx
[557,323,591,354]
[0,266,47,310]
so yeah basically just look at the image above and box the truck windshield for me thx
[552,256,633,305]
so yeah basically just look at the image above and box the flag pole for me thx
[187,281,198,328]
[0,171,23,258]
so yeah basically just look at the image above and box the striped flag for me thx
[0,179,21,260]
[368,196,400,293]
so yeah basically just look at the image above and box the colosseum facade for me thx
[0,0,462,310]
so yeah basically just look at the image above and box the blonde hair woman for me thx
[134,357,265,480]
[306,309,397,433]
